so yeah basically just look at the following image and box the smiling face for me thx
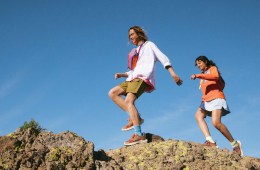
[129,29,140,45]
[196,60,208,71]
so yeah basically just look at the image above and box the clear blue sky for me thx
[1,0,259,158]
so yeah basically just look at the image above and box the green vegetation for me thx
[49,147,60,161]
[19,119,44,135]
[49,146,73,163]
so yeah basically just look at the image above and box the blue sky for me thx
[1,0,259,158]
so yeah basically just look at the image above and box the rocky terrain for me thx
[0,128,260,170]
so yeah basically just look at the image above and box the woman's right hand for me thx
[190,74,196,80]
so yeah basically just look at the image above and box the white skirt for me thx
[200,98,230,117]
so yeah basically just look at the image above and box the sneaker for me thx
[203,140,218,148]
[233,140,243,157]
[124,134,148,146]
[121,118,144,131]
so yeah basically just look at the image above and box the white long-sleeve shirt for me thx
[126,41,172,92]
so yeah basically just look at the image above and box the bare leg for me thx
[211,109,235,142]
[125,93,139,126]
[195,108,211,137]
[108,86,128,112]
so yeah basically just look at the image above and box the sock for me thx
[206,136,215,143]
[231,140,237,148]
[134,125,142,136]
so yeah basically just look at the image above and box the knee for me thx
[124,98,133,107]
[195,108,206,121]
[108,88,116,99]
[212,120,221,130]
[125,96,136,109]
[195,112,204,122]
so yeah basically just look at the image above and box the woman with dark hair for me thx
[109,26,183,146]
[191,55,243,156]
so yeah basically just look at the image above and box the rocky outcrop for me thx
[96,140,260,170]
[0,129,94,170]
[0,129,259,170]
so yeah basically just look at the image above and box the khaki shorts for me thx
[119,78,148,98]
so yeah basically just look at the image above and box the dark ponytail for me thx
[195,55,217,67]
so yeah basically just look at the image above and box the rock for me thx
[0,129,95,170]
[0,129,259,170]
[0,136,21,152]
[145,133,165,143]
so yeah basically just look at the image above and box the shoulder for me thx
[145,41,157,48]
[209,66,220,75]
[210,66,218,71]
[146,41,156,45]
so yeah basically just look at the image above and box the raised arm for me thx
[195,66,220,81]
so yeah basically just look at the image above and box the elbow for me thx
[165,65,172,70]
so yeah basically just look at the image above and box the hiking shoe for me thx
[233,140,243,157]
[121,118,144,131]
[203,140,218,148]
[124,134,148,146]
